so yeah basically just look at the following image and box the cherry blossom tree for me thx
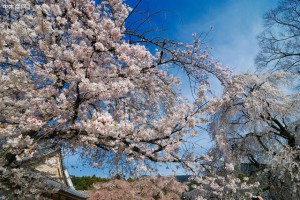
[0,0,239,198]
[185,134,260,200]
[209,71,300,199]
[87,175,187,200]
[190,165,260,200]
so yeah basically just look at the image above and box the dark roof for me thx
[182,189,202,200]
[46,179,89,199]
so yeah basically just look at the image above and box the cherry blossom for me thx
[0,0,237,197]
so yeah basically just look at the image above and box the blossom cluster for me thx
[0,0,240,197]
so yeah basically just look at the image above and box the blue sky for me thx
[129,0,277,72]
[66,0,278,177]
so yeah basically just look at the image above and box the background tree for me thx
[71,175,108,190]
[0,0,238,198]
[256,0,300,75]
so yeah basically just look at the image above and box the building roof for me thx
[46,179,89,199]
[182,189,202,200]
[2,142,89,199]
